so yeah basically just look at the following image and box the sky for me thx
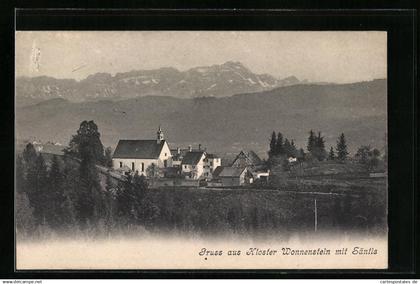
[15,31,387,83]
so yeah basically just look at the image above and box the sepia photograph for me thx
[15,31,388,269]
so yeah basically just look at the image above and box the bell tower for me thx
[157,125,164,142]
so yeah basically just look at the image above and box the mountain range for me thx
[16,79,387,158]
[16,61,307,106]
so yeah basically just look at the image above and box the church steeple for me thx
[157,125,164,142]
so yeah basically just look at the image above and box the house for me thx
[181,151,206,180]
[203,153,221,179]
[231,150,269,182]
[112,126,172,176]
[216,166,253,187]
[170,147,190,168]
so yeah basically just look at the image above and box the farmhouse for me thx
[215,166,254,187]
[181,151,206,179]
[231,150,269,183]
[112,126,172,176]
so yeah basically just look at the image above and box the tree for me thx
[283,138,297,158]
[368,148,381,170]
[146,163,161,178]
[355,145,371,165]
[22,143,38,165]
[104,147,113,168]
[66,120,105,164]
[25,154,49,225]
[310,132,327,161]
[115,173,148,226]
[75,155,104,227]
[336,133,349,161]
[307,130,316,153]
[355,145,381,171]
[268,131,277,158]
[275,132,285,156]
[16,191,35,235]
[46,156,68,228]
[16,155,26,194]
[328,146,335,160]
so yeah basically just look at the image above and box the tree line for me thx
[15,120,151,236]
[267,130,384,170]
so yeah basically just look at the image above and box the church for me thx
[112,126,172,176]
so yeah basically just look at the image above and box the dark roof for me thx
[170,148,189,159]
[232,150,262,166]
[113,140,165,159]
[212,166,224,178]
[219,166,247,177]
[205,153,219,159]
[247,151,262,164]
[181,151,205,165]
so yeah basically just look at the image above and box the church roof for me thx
[113,140,165,159]
[181,151,205,165]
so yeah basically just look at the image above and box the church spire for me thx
[157,125,164,142]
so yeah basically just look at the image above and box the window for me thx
[164,160,167,168]
[164,153,167,157]
[119,162,122,168]
[141,163,144,172]
[132,162,135,171]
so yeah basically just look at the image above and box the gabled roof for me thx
[113,140,165,159]
[218,166,247,178]
[181,151,205,165]
[232,150,262,166]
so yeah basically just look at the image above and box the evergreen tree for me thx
[16,155,25,194]
[312,132,327,161]
[307,130,316,153]
[22,143,38,166]
[283,138,292,157]
[268,131,277,157]
[275,132,285,155]
[46,156,66,228]
[290,140,298,157]
[336,133,349,161]
[26,154,49,225]
[328,146,335,160]
[298,148,306,161]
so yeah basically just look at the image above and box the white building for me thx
[112,126,172,176]
[181,151,206,180]
[203,153,221,179]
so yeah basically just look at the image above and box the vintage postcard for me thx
[15,31,388,269]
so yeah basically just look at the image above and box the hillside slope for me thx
[16,79,387,157]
